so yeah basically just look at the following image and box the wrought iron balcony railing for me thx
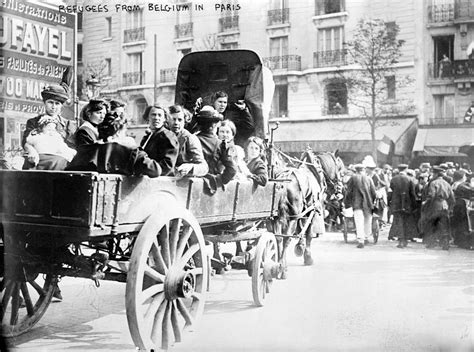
[123,71,145,86]
[427,117,462,125]
[219,16,239,32]
[455,0,474,20]
[175,22,193,39]
[263,55,301,71]
[267,8,290,26]
[428,60,474,80]
[313,50,348,68]
[428,4,454,23]
[160,68,178,83]
[123,27,145,43]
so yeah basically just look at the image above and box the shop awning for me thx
[412,126,474,156]
[273,116,417,155]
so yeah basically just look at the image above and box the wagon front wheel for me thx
[252,233,278,307]
[126,208,208,351]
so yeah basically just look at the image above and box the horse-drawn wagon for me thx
[0,50,287,350]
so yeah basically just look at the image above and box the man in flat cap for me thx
[420,165,455,249]
[388,164,417,248]
[22,83,77,169]
[344,163,377,248]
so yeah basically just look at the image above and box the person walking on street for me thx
[388,164,417,248]
[420,165,455,250]
[344,163,377,248]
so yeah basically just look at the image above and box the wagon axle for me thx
[164,269,196,300]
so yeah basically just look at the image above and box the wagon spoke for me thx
[159,223,171,268]
[141,284,164,305]
[144,292,165,322]
[176,298,193,327]
[188,267,203,277]
[1,280,14,320]
[29,279,46,297]
[177,243,200,270]
[169,218,182,265]
[144,265,165,283]
[20,282,35,316]
[191,292,203,301]
[150,297,168,345]
[161,301,171,350]
[176,226,193,259]
[10,283,20,325]
[151,239,168,274]
[170,301,182,343]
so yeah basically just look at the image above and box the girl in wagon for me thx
[24,116,77,170]
[245,136,268,187]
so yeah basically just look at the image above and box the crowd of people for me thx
[343,156,474,250]
[17,84,268,193]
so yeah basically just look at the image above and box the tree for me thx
[343,18,413,163]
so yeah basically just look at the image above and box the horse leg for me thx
[279,236,291,279]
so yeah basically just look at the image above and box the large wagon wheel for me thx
[252,232,278,307]
[0,237,57,337]
[342,218,349,243]
[126,207,208,351]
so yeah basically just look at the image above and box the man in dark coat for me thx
[140,104,179,176]
[421,165,455,250]
[388,164,418,248]
[451,170,474,248]
[344,164,377,248]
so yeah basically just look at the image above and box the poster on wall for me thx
[0,0,76,150]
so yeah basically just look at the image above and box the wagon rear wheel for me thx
[343,219,349,243]
[126,208,208,351]
[252,233,278,307]
[0,240,57,337]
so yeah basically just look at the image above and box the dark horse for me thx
[268,148,326,278]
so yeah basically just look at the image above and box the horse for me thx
[312,151,346,232]
[268,148,327,279]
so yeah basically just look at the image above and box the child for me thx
[245,136,268,187]
[24,117,77,170]
[217,119,250,179]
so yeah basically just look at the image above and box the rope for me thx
[273,146,321,169]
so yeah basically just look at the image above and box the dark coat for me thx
[66,142,161,177]
[175,129,208,176]
[389,173,417,213]
[344,172,377,214]
[75,121,99,147]
[247,157,268,187]
[22,114,76,148]
[140,127,179,176]
[224,107,254,146]
[197,130,237,185]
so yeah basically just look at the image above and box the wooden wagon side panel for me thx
[233,181,276,220]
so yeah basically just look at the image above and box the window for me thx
[179,48,192,56]
[270,0,288,10]
[220,42,239,50]
[386,76,396,100]
[269,36,289,69]
[433,94,455,122]
[315,0,344,15]
[271,84,288,118]
[105,17,112,38]
[318,26,344,52]
[385,21,397,39]
[128,52,142,72]
[105,58,112,77]
[326,81,347,115]
[127,8,143,29]
[77,12,83,32]
[77,43,83,63]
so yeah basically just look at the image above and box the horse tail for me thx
[277,191,290,233]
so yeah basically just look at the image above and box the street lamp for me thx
[85,75,102,99]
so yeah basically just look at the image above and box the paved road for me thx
[8,230,474,352]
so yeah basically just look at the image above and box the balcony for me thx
[123,27,145,43]
[455,0,474,21]
[263,55,301,71]
[315,0,345,16]
[267,8,290,26]
[175,23,193,39]
[160,68,178,83]
[427,117,463,125]
[219,16,239,32]
[123,71,145,86]
[313,50,348,68]
[428,3,454,23]
[428,60,474,80]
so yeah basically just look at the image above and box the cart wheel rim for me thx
[126,208,208,351]
[252,233,278,307]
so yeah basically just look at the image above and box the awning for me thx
[412,126,474,156]
[273,116,417,155]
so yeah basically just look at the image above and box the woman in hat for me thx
[75,99,109,147]
[22,83,76,169]
[139,104,179,176]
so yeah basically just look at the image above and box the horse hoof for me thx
[294,244,304,257]
[304,252,314,266]
[280,270,288,280]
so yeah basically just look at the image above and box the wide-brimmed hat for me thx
[433,165,446,173]
[41,84,70,103]
[397,163,408,171]
[420,162,431,169]
[362,155,376,168]
[197,105,223,122]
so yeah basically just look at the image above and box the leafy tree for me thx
[343,18,413,162]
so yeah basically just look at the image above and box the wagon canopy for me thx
[175,50,275,139]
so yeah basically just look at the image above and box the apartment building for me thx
[81,0,422,163]
[412,0,474,166]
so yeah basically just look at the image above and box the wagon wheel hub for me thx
[164,269,196,300]
[263,259,280,281]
